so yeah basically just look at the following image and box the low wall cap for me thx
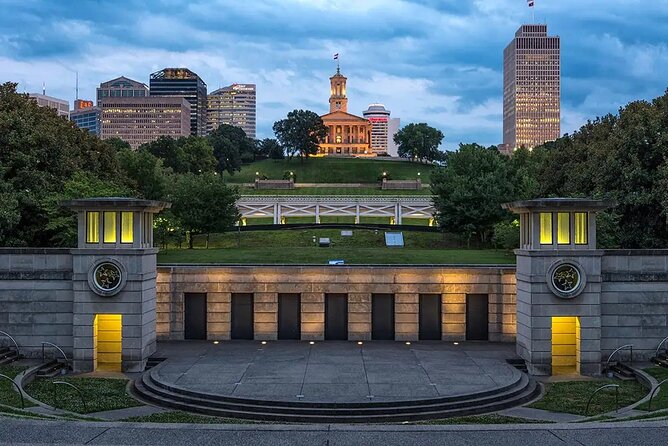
[62,197,171,211]
[502,198,615,213]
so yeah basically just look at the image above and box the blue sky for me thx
[1,0,667,149]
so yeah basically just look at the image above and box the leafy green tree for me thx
[208,124,253,176]
[0,82,121,246]
[256,138,282,160]
[178,136,217,173]
[104,137,132,152]
[393,123,445,163]
[431,144,514,244]
[170,173,240,248]
[492,220,520,250]
[273,110,328,161]
[117,149,171,200]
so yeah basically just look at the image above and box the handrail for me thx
[41,342,69,369]
[0,331,20,357]
[52,381,87,413]
[0,374,25,409]
[654,336,668,359]
[585,384,619,416]
[605,344,634,368]
[648,378,668,411]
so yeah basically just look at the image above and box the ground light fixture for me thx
[261,341,267,345]
[213,341,219,345]
[453,342,459,345]
[309,341,315,345]
[405,342,411,345]
[357,341,363,345]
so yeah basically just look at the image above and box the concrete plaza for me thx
[151,341,522,403]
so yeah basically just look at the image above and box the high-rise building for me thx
[207,84,256,138]
[70,106,102,136]
[99,97,191,149]
[96,76,149,105]
[363,104,392,155]
[149,68,207,137]
[29,93,69,118]
[74,99,94,110]
[387,118,401,158]
[319,68,372,156]
[503,24,560,153]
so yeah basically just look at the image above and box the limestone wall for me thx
[601,250,668,360]
[0,249,74,357]
[155,265,518,342]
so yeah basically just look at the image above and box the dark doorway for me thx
[184,293,207,340]
[372,294,395,340]
[325,294,348,340]
[231,293,254,340]
[278,293,301,340]
[466,294,489,341]
[419,294,441,340]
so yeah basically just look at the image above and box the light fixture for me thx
[261,341,267,345]
[453,342,459,345]
[357,341,363,345]
[213,341,219,345]
[405,342,411,345]
[309,341,315,345]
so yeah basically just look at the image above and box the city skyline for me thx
[1,0,667,149]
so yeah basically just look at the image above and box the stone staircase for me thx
[35,359,69,379]
[0,346,20,365]
[132,366,540,423]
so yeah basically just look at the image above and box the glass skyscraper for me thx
[149,68,208,137]
[207,84,256,139]
[70,106,102,136]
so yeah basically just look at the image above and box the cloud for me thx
[1,0,667,149]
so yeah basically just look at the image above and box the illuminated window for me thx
[540,213,552,244]
[121,212,133,244]
[103,212,117,243]
[557,213,570,244]
[86,212,100,243]
[575,212,588,245]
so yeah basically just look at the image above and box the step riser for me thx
[133,379,539,423]
[135,373,536,419]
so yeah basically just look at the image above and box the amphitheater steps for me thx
[132,366,540,423]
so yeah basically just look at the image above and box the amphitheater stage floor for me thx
[151,341,522,404]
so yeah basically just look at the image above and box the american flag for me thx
[528,0,534,6]
[333,53,339,60]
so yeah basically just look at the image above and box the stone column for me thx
[301,292,324,340]
[442,293,466,341]
[207,292,231,340]
[348,293,371,340]
[395,293,418,341]
[254,292,278,340]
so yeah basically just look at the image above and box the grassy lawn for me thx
[239,187,432,196]
[25,377,142,414]
[158,229,513,264]
[420,414,544,425]
[0,365,35,409]
[124,410,255,424]
[224,158,435,184]
[529,379,647,416]
[638,367,668,411]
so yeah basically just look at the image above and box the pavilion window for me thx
[121,212,133,244]
[557,212,570,244]
[103,212,117,243]
[539,212,552,245]
[86,212,100,243]
[575,212,588,245]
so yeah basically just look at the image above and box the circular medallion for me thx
[88,259,127,297]
[546,260,586,299]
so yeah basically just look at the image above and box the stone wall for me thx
[0,249,74,357]
[600,250,668,360]
[155,265,517,342]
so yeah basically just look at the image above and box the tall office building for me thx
[503,24,560,153]
[150,68,207,137]
[74,99,94,110]
[29,93,69,118]
[363,103,393,155]
[70,106,102,136]
[100,97,191,149]
[387,118,401,157]
[207,84,256,138]
[96,76,149,105]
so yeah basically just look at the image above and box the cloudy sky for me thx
[1,0,667,149]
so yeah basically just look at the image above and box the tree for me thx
[208,124,253,176]
[257,138,284,160]
[273,109,328,161]
[170,173,240,248]
[117,148,171,200]
[0,82,121,246]
[431,144,515,244]
[393,123,444,163]
[177,136,217,174]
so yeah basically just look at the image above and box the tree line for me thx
[432,88,668,249]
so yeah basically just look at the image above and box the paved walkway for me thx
[1,417,667,445]
[153,341,522,403]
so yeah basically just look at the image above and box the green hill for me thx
[224,158,436,184]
